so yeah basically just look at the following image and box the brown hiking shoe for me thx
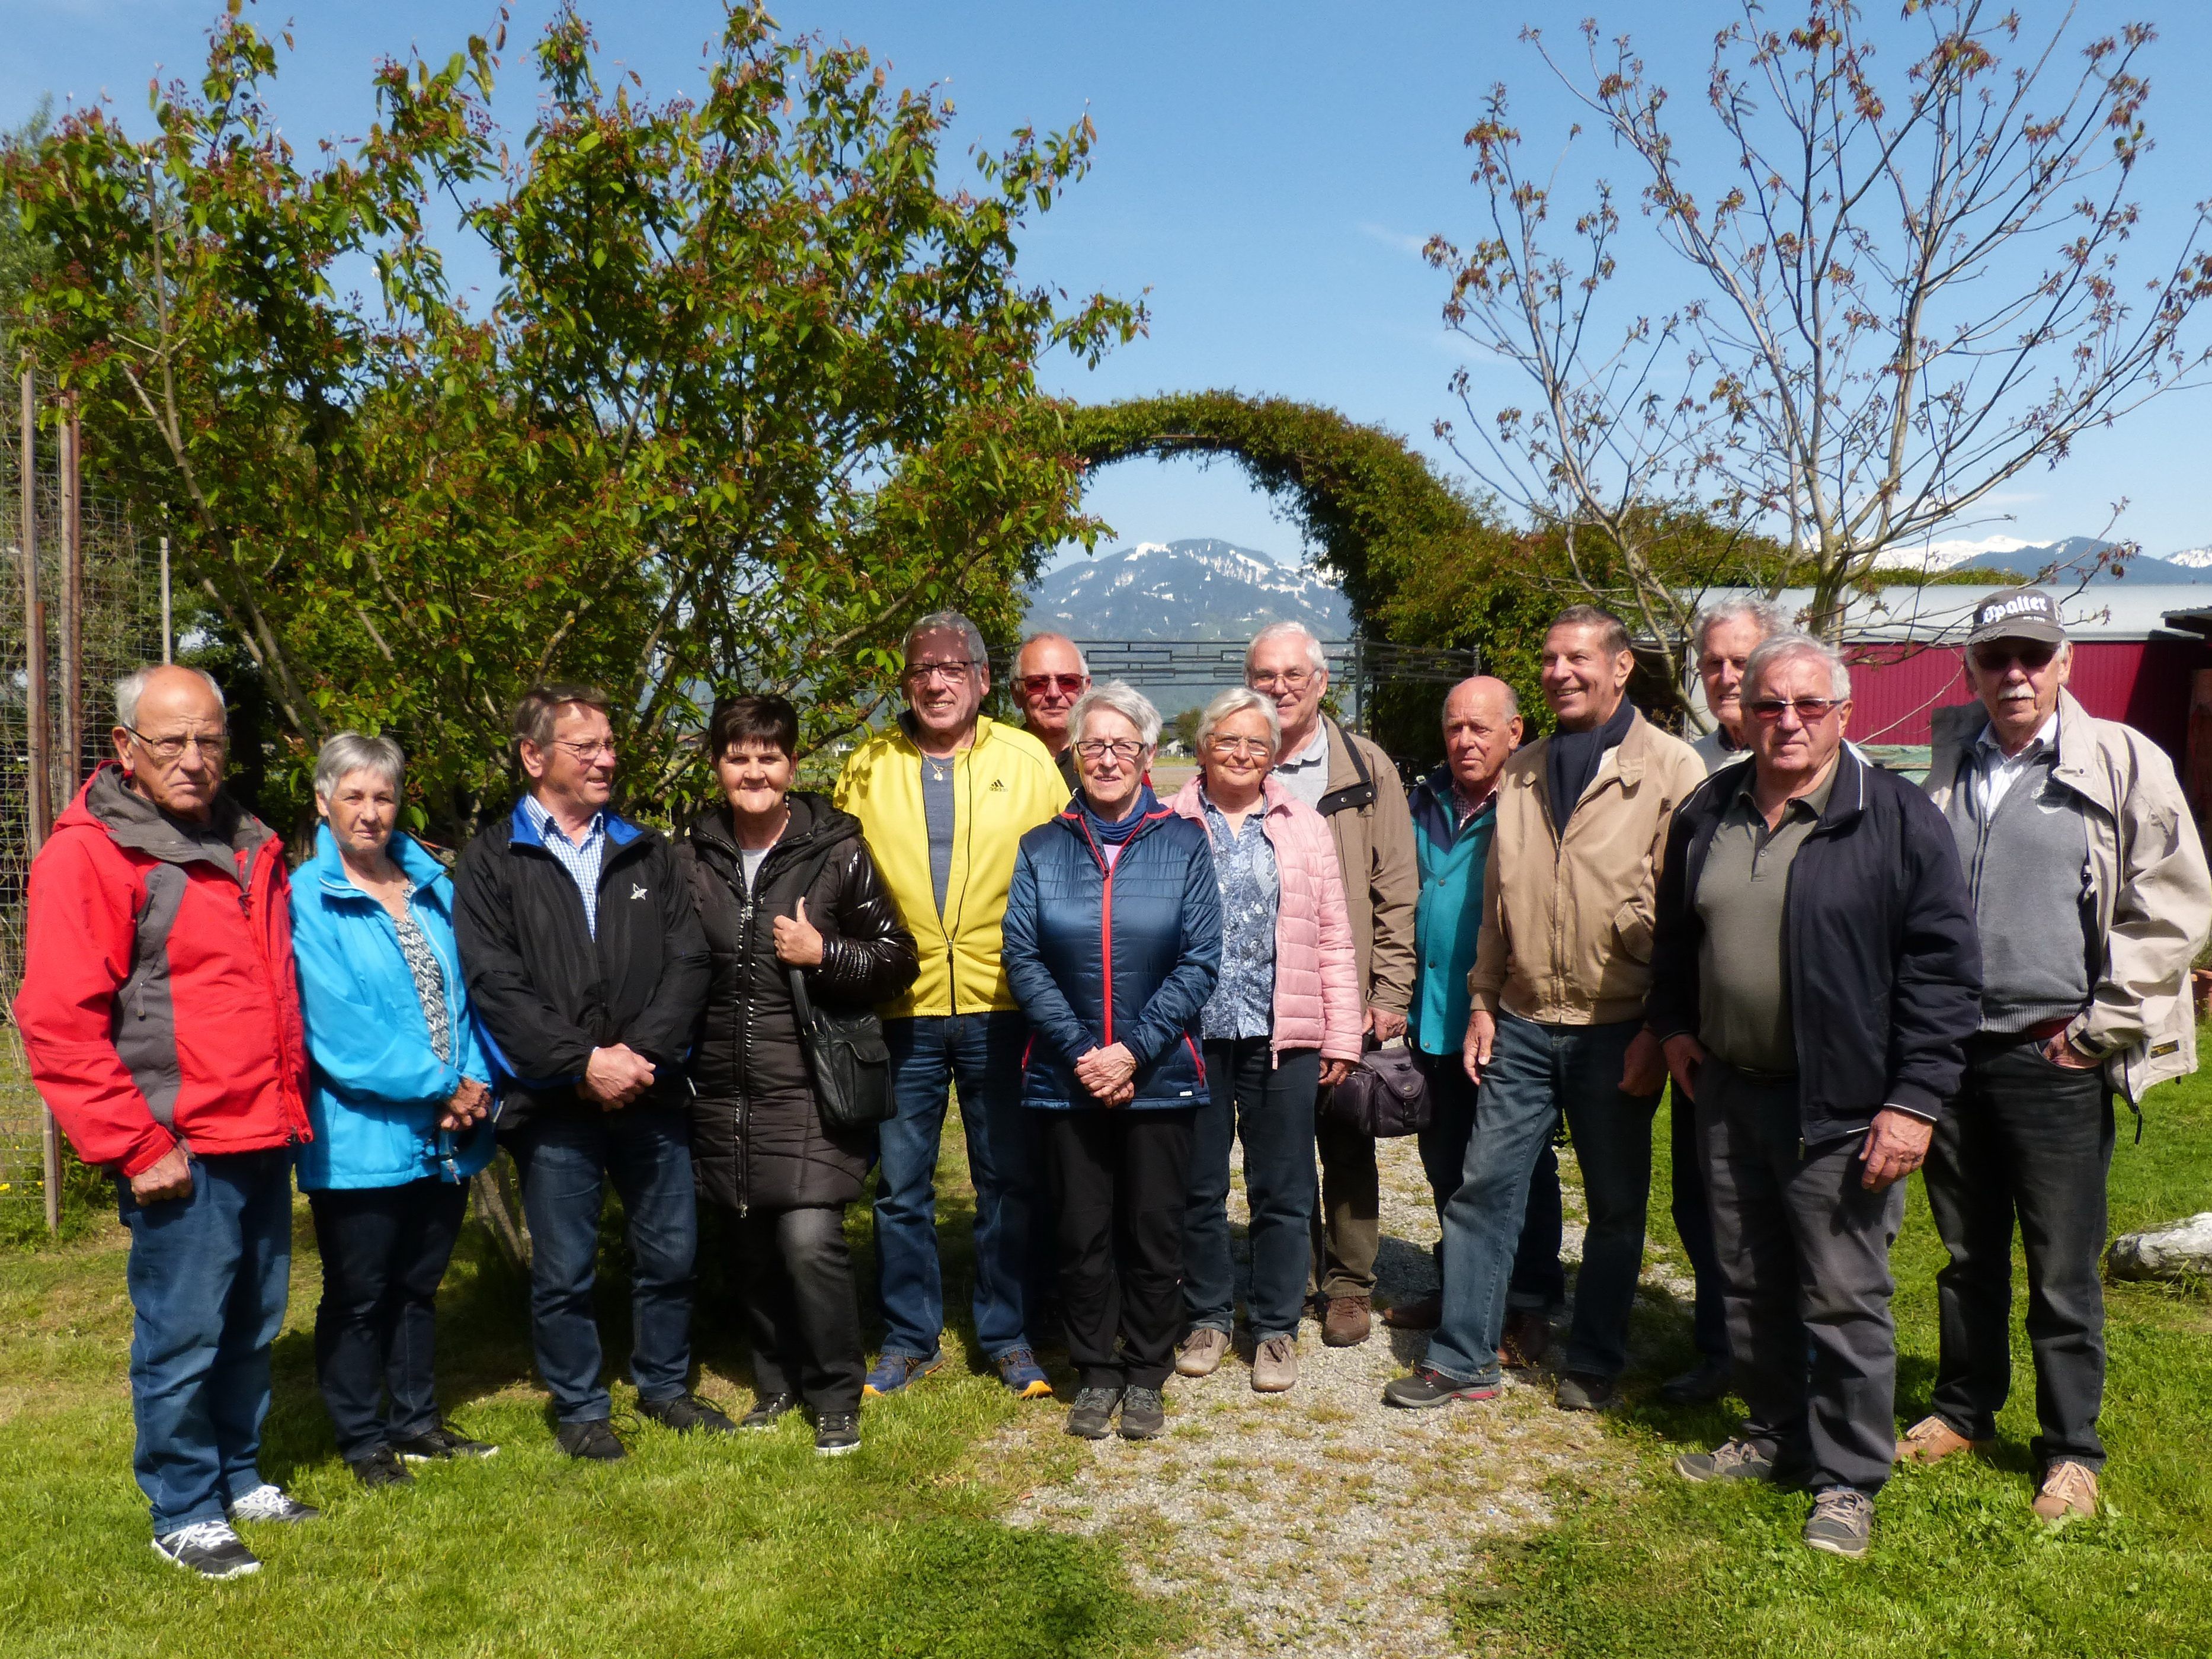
[2032,1460,2099,1525]
[1320,1296,1372,1347]
[1176,1327,1230,1379]
[1498,1309,1551,1370]
[1382,1291,1442,1331]
[1894,1415,1987,1465]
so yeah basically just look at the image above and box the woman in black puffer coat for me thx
[678,696,917,1455]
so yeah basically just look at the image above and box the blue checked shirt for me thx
[522,793,609,938]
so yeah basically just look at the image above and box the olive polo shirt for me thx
[1693,759,1838,1075]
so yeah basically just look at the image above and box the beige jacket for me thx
[1926,690,2211,1102]
[1470,708,1706,1027]
[1311,719,1419,1014]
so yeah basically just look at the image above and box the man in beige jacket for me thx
[1896,588,2211,1524]
[1243,621,1418,1347]
[1385,606,1705,1413]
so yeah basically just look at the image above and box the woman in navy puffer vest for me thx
[1002,683,1220,1443]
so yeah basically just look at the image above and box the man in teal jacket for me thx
[1388,677,1560,1357]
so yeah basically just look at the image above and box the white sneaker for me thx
[152,1520,261,1580]
[226,1483,321,1523]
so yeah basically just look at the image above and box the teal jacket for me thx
[1409,767,1498,1058]
[291,826,494,1190]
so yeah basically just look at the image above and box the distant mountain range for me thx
[1023,539,1352,640]
[1871,535,2212,584]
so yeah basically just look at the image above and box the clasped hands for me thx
[438,1076,493,1132]
[582,1043,658,1112]
[1074,1042,1138,1106]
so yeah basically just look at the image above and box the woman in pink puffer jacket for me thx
[1168,688,1362,1395]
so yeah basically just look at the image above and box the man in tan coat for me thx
[1243,621,1417,1347]
[1385,606,1704,1413]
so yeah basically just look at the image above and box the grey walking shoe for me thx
[1176,1327,1230,1378]
[151,1520,261,1581]
[1674,1438,1776,1484]
[1065,1386,1122,1439]
[1118,1385,1168,1439]
[1803,1488,1874,1558]
[226,1484,321,1523]
[1251,1335,1299,1393]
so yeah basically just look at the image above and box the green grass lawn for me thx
[1461,1030,2212,1659]
[0,1129,1169,1659]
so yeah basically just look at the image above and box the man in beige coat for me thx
[1243,621,1418,1347]
[1385,606,1705,1413]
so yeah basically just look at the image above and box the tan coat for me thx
[1313,719,1419,1015]
[1926,690,2211,1102]
[1469,708,1706,1027]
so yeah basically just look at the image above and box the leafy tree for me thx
[1166,705,1203,754]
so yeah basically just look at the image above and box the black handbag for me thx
[786,962,894,1132]
[1321,1037,1432,1138]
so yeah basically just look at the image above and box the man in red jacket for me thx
[15,664,315,1582]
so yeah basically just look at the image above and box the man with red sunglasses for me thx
[1012,633,1092,792]
[1899,588,2209,1525]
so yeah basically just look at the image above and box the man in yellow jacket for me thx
[836,611,1070,1399]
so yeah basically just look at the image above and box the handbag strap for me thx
[779,835,848,1029]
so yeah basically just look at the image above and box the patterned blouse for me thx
[1199,791,1279,1041]
[391,907,453,1065]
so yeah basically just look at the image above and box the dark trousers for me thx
[114,1149,293,1536]
[1310,1106,1380,1301]
[1046,1107,1197,1389]
[1668,1093,1733,1362]
[505,1106,698,1424]
[1185,1040,1320,1342]
[1699,1061,1904,1495]
[1925,1033,2114,1469]
[738,1206,866,1416]
[307,1178,469,1460]
[1414,1047,1566,1313]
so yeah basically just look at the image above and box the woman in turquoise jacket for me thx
[291,734,497,1490]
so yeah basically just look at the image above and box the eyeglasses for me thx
[1074,738,1147,763]
[1745,697,1846,724]
[904,659,978,685]
[548,738,617,761]
[1971,642,2059,673]
[1207,736,1274,758]
[122,726,229,762]
[1248,668,1315,691]
[1017,673,1087,696]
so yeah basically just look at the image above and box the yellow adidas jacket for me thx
[833,715,1070,1018]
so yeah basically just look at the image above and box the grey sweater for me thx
[1943,744,2096,1033]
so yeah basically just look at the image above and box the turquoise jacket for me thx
[1409,766,1499,1058]
[291,826,494,1190]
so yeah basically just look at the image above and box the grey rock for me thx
[2107,1212,2212,1280]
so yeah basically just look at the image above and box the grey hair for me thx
[115,664,224,730]
[902,610,988,674]
[1195,686,1281,755]
[1743,632,1852,702]
[1245,620,1328,677]
[313,732,406,802]
[1069,680,1163,750]
[1692,598,1788,661]
[1015,632,1090,675]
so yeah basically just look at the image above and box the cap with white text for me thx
[1965,587,2066,649]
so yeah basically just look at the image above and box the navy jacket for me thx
[1646,748,1981,1142]
[1001,802,1222,1110]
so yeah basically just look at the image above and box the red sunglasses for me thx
[1017,673,1087,695]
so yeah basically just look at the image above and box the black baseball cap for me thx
[1965,587,2066,648]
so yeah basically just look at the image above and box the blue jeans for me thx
[1428,1013,1659,1385]
[114,1149,294,1536]
[1414,1047,1566,1314]
[505,1107,697,1423]
[876,1012,1036,1361]
[1185,1040,1320,1342]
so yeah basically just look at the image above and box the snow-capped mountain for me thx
[2168,546,2212,570]
[1024,539,1352,640]
[1870,535,2212,584]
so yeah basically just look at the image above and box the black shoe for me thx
[1065,1386,1122,1439]
[1382,1366,1503,1410]
[1118,1385,1167,1440]
[151,1520,261,1581]
[348,1446,417,1490]
[814,1412,861,1456]
[1659,1357,1733,1406]
[636,1392,739,1436]
[225,1484,321,1523]
[389,1423,498,1461]
[556,1418,629,1462]
[1555,1372,1618,1412]
[741,1392,799,1431]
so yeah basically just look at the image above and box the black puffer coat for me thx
[678,792,917,1213]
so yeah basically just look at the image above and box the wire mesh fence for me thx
[2,393,162,1234]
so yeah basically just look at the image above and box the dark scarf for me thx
[1545,696,1636,828]
[1081,784,1160,847]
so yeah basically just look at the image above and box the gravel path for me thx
[990,1132,1680,1657]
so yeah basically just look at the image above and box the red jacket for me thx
[14,765,310,1177]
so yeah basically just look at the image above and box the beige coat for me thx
[1926,690,2211,1103]
[1469,708,1706,1027]
[1312,719,1419,1015]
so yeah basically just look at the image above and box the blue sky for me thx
[8,0,2211,569]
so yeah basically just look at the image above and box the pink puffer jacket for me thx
[1170,777,1363,1063]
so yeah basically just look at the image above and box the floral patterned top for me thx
[391,906,453,1065]
[1198,790,1279,1040]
